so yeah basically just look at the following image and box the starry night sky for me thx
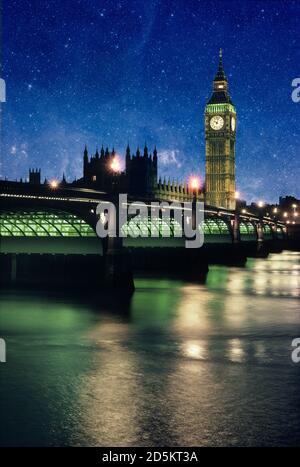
[1,0,299,202]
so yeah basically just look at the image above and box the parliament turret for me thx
[76,143,203,202]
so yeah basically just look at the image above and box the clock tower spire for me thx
[215,48,226,80]
[205,51,236,210]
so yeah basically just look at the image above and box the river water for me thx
[0,250,300,447]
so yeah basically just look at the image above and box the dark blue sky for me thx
[1,0,299,202]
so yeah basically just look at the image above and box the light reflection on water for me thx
[0,251,300,446]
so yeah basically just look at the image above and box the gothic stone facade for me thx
[76,144,202,202]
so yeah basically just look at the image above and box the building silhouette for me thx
[77,143,202,201]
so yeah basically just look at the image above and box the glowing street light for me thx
[292,204,298,218]
[49,180,59,189]
[283,212,288,218]
[110,156,121,173]
[257,200,264,208]
[273,207,278,214]
[189,176,200,191]
[234,191,240,200]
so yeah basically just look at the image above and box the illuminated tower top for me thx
[207,49,233,105]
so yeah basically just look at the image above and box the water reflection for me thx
[0,251,300,446]
[181,341,207,360]
[227,338,245,363]
[205,251,300,299]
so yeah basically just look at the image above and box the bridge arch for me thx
[239,219,257,241]
[0,208,103,255]
[0,209,96,237]
[200,217,232,243]
[276,225,285,240]
[121,214,233,247]
[263,223,274,240]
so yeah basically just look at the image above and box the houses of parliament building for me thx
[73,50,236,209]
[27,51,237,209]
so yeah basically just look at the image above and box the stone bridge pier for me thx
[102,196,135,296]
[105,236,135,296]
[232,213,240,243]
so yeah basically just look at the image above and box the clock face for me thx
[210,115,224,130]
[231,116,236,131]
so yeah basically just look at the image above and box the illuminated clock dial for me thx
[210,115,224,130]
[231,116,236,131]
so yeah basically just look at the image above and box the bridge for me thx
[0,180,286,294]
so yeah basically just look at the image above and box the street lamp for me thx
[231,191,241,242]
[189,176,200,232]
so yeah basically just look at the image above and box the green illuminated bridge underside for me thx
[0,210,281,243]
[0,210,254,238]
[0,209,284,256]
[0,210,95,237]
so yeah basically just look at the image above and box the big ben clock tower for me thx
[205,49,236,210]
